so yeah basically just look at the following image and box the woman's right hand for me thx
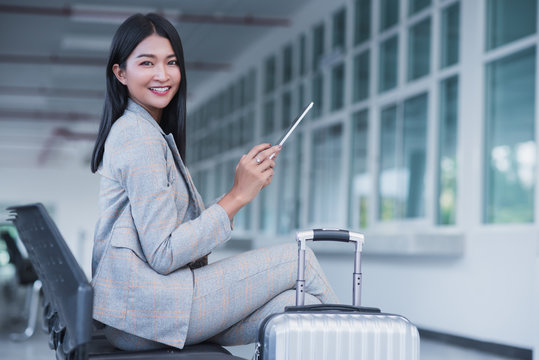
[218,143,281,220]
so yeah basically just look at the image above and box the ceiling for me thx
[0,0,312,168]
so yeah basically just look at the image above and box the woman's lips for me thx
[149,86,171,95]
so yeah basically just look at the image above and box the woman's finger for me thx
[246,143,271,159]
[255,145,282,164]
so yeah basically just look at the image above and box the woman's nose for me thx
[154,64,169,81]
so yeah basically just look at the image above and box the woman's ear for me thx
[112,64,127,85]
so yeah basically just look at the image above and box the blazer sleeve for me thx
[110,123,232,275]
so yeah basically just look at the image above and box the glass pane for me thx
[298,83,306,114]
[380,0,399,31]
[349,110,370,228]
[409,0,431,15]
[379,35,398,92]
[378,94,428,220]
[235,203,251,231]
[214,161,226,197]
[353,50,370,102]
[247,69,256,104]
[486,0,536,50]
[300,34,307,76]
[312,73,324,118]
[283,44,293,84]
[485,48,536,223]
[264,56,276,94]
[354,0,371,45]
[331,62,345,111]
[309,124,343,224]
[333,7,346,51]
[408,18,431,81]
[379,105,399,220]
[259,184,277,234]
[239,76,246,108]
[441,3,460,68]
[263,100,275,134]
[281,91,293,129]
[277,135,301,234]
[244,110,255,147]
[402,93,428,218]
[312,23,325,72]
[438,76,459,225]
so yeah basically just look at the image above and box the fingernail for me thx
[278,145,282,150]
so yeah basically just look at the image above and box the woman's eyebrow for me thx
[135,54,176,59]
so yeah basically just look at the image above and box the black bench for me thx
[7,203,246,360]
[0,228,42,341]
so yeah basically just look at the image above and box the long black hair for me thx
[90,13,187,173]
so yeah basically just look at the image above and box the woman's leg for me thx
[210,290,321,345]
[185,242,338,346]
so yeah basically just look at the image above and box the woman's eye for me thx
[140,61,152,66]
[168,60,178,66]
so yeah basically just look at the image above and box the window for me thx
[353,50,370,102]
[379,35,398,92]
[309,124,344,224]
[264,56,277,94]
[312,23,325,72]
[259,183,277,233]
[263,100,275,134]
[312,73,324,118]
[283,44,293,84]
[277,134,303,234]
[331,62,345,111]
[299,34,307,76]
[380,0,399,31]
[333,7,346,52]
[354,0,371,46]
[247,69,256,104]
[349,110,369,228]
[242,110,255,147]
[441,2,460,68]
[408,18,431,81]
[485,48,536,223]
[486,0,536,50]
[409,0,431,16]
[379,93,428,220]
[438,76,458,225]
[239,76,246,108]
[298,83,306,113]
[281,91,293,129]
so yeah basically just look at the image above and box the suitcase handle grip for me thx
[285,304,381,313]
[295,229,364,307]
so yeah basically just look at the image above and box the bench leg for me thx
[10,280,42,342]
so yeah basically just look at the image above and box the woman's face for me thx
[113,34,181,121]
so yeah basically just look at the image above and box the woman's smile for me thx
[149,86,172,95]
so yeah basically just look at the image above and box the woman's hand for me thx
[218,143,281,220]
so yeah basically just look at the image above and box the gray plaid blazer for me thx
[91,99,232,349]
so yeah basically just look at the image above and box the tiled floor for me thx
[0,326,522,360]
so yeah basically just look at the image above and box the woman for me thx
[90,13,338,351]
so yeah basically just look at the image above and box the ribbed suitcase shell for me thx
[258,310,419,360]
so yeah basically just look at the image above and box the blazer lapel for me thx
[163,134,205,214]
[125,100,205,213]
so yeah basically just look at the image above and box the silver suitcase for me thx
[254,229,420,360]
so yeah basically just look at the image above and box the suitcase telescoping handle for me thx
[295,229,364,307]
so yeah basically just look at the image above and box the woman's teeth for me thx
[150,87,170,93]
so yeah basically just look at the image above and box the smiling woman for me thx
[88,13,336,352]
